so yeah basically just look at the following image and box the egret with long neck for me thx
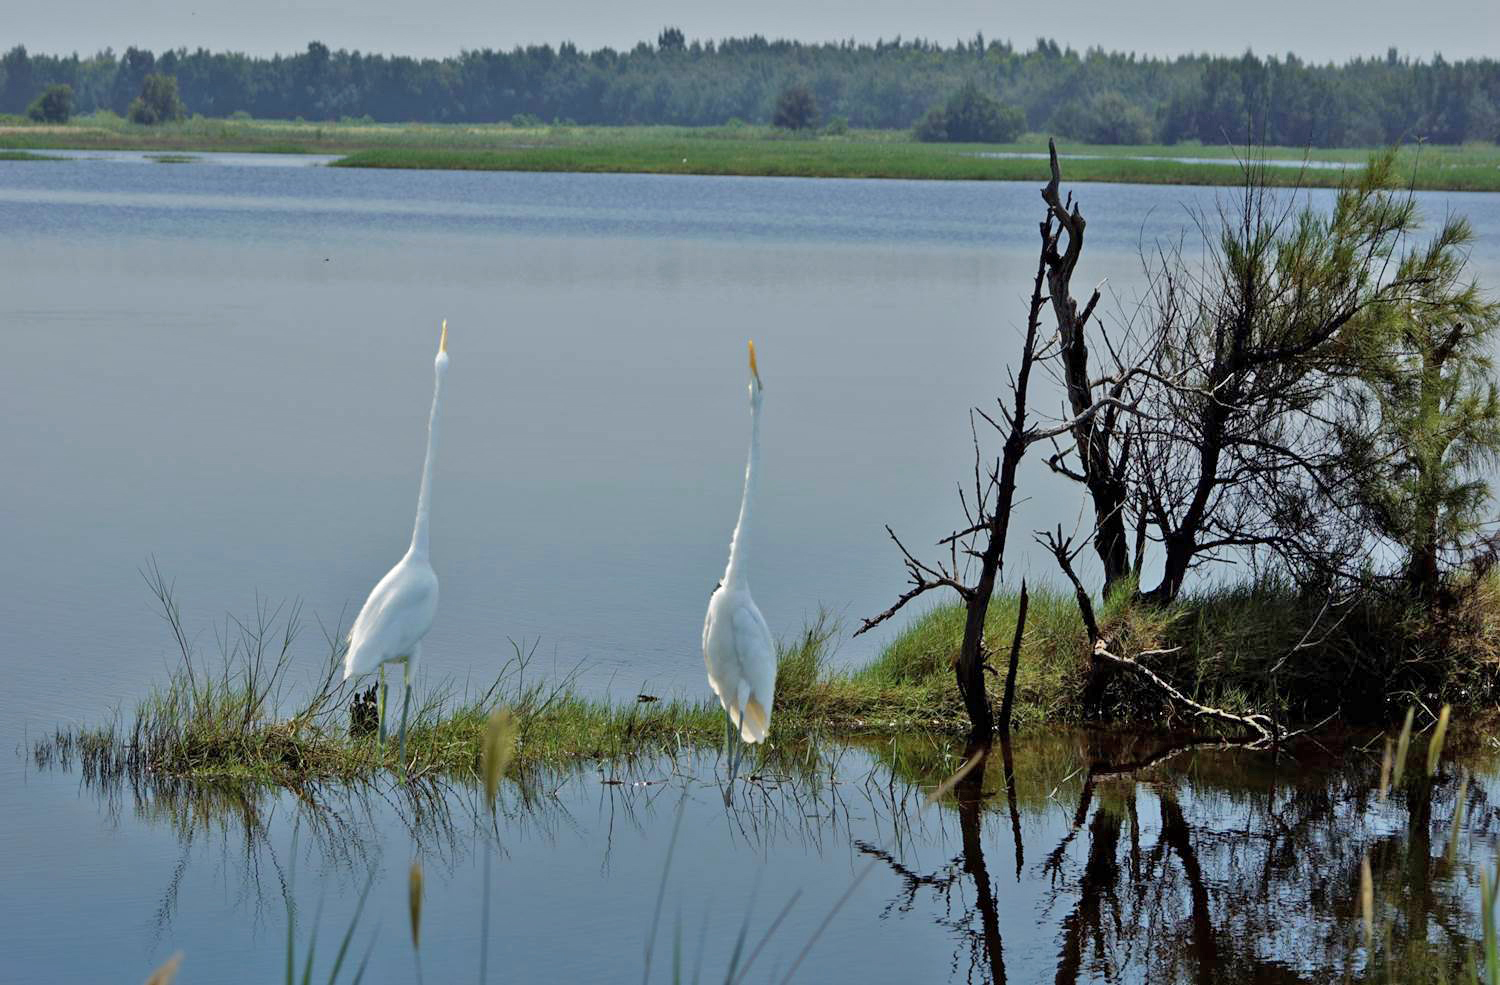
[703,341,776,788]
[344,320,449,772]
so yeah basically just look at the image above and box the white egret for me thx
[344,320,449,770]
[703,340,776,786]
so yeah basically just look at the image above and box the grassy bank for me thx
[2,114,1498,190]
[330,140,1500,191]
[41,573,1499,787]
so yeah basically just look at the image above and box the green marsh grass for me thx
[1,114,1497,190]
[330,139,1500,191]
[40,566,1500,787]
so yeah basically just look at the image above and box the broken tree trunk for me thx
[1039,138,1132,598]
[997,580,1028,735]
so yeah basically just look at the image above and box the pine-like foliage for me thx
[1341,215,1500,594]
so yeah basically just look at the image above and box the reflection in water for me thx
[865,730,1493,984]
[26,727,1500,983]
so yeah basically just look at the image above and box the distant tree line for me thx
[3,33,1499,145]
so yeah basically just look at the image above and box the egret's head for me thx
[747,339,763,402]
[435,319,450,371]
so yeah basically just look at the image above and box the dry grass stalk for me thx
[409,860,424,950]
[482,708,517,810]
[1360,853,1374,952]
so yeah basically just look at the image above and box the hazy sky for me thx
[8,0,1498,63]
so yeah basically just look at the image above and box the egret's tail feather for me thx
[712,683,743,729]
[740,696,769,743]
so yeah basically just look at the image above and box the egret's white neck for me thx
[409,356,448,559]
[723,385,762,588]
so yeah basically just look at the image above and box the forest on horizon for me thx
[3,31,1499,146]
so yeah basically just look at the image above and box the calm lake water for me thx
[4,155,1500,982]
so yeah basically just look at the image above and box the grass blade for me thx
[731,889,801,985]
[1483,867,1499,985]
[1426,704,1451,777]
[349,921,382,985]
[720,875,760,984]
[1447,771,1470,864]
[286,821,300,985]
[643,796,686,985]
[327,868,376,983]
[776,861,874,985]
[480,847,492,985]
[300,894,324,985]
[1392,707,1415,788]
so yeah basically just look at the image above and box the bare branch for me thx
[1094,644,1276,742]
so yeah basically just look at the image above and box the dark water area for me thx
[5,154,1500,982]
[14,726,1500,983]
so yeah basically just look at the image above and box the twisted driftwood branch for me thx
[1092,641,1277,742]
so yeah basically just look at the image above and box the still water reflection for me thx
[18,727,1498,983]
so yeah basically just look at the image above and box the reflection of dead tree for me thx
[855,841,958,914]
[1044,731,1273,878]
[1054,807,1124,985]
[1159,789,1219,980]
[861,742,1011,985]
[1000,737,1024,883]
[957,745,1007,985]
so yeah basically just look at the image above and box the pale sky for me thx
[7,0,1498,63]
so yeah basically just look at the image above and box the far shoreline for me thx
[4,117,1498,192]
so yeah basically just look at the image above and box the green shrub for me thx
[127,73,186,125]
[1051,91,1156,144]
[26,83,72,123]
[914,83,1024,143]
[772,84,818,130]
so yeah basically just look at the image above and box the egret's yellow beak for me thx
[439,319,448,354]
[748,339,761,385]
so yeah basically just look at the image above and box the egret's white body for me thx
[704,342,775,779]
[344,322,449,763]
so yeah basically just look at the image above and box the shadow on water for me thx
[26,725,1500,983]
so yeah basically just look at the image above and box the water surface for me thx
[4,155,1500,983]
[15,727,1500,983]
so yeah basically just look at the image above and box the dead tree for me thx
[1038,139,1138,599]
[855,242,1049,740]
[857,156,1133,740]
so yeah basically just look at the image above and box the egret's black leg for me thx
[378,667,388,748]
[398,661,412,777]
